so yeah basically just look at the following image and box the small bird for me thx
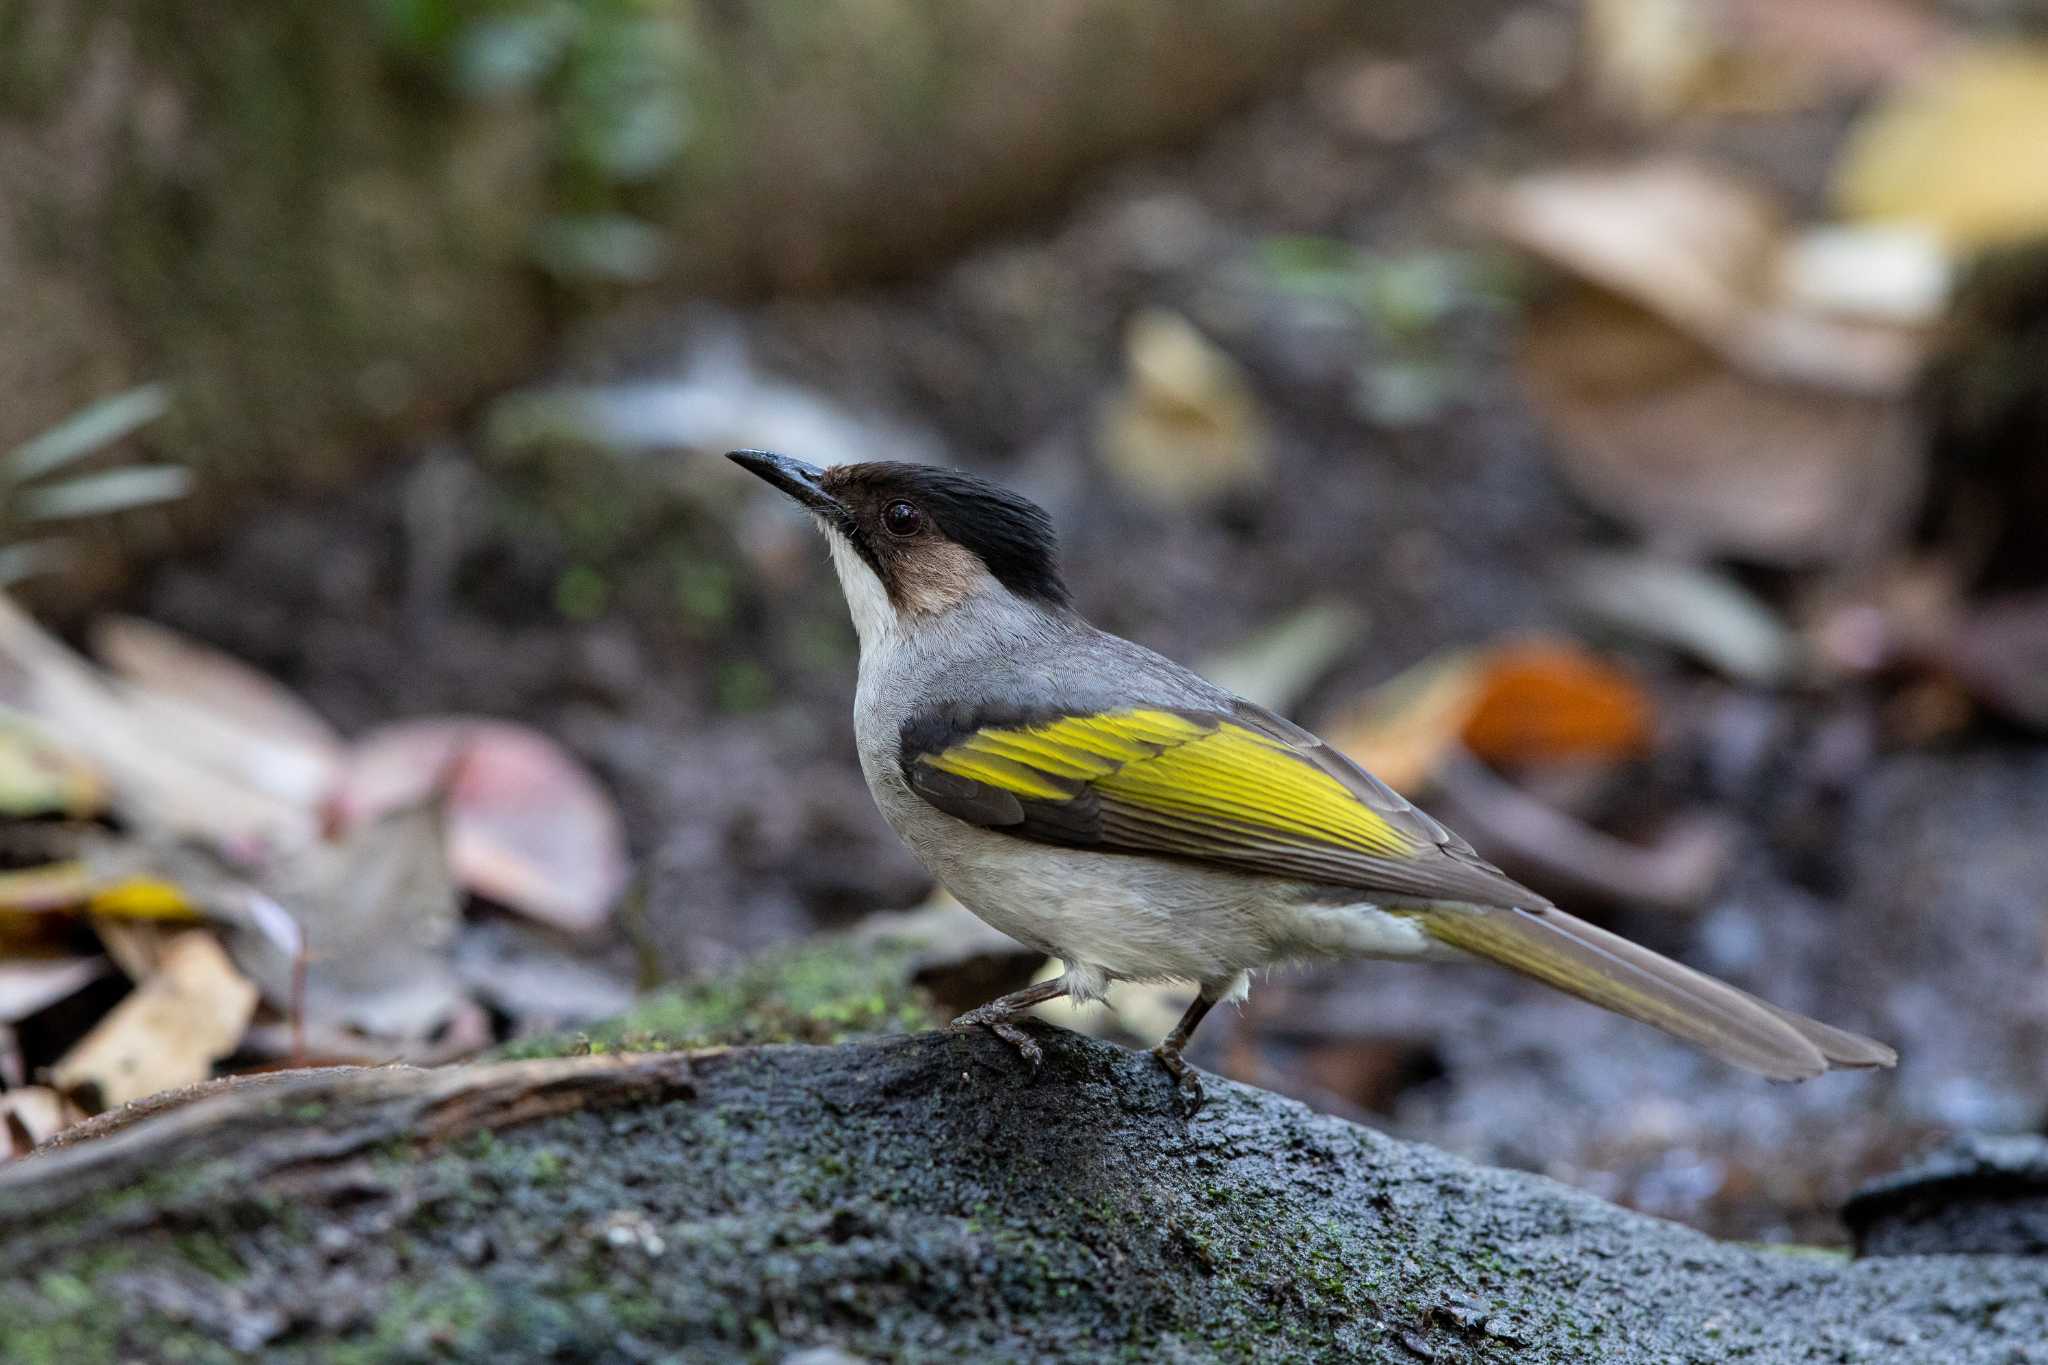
[730,449,1896,1110]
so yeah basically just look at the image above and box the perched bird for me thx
[730,449,1896,1110]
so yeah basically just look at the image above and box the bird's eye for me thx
[882,500,923,537]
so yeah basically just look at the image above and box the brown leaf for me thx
[1431,752,1735,913]
[50,931,257,1111]
[453,920,637,1030]
[1518,287,1920,565]
[1478,160,1933,394]
[1479,159,1781,345]
[90,916,184,983]
[0,1086,84,1159]
[332,719,628,933]
[0,862,97,914]
[1195,601,1363,714]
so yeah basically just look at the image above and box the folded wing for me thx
[901,700,1895,1079]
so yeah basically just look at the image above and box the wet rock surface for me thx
[4,1028,2048,1363]
[1849,1133,2048,1258]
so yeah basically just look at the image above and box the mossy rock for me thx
[3,1019,2046,1362]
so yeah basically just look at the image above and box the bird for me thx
[728,448,1897,1111]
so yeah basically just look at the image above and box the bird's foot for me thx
[1150,1042,1205,1118]
[951,1003,1044,1072]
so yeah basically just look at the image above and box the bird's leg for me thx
[950,976,1070,1070]
[1152,990,1222,1117]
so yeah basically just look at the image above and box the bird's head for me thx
[728,450,1069,646]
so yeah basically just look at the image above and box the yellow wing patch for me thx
[919,708,1415,857]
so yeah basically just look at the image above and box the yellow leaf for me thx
[1095,309,1271,507]
[1836,44,2048,249]
[88,876,202,922]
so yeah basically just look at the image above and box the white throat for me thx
[824,524,899,651]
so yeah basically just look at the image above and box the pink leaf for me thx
[332,719,628,932]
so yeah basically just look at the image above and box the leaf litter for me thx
[0,599,634,1156]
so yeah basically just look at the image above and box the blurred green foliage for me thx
[372,0,701,282]
[0,386,188,586]
[1258,236,1525,427]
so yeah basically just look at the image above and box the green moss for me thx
[326,1275,500,1365]
[172,1233,245,1284]
[527,1147,567,1184]
[496,935,937,1059]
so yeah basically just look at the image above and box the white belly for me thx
[880,782,1456,988]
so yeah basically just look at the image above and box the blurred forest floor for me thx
[11,0,2048,1247]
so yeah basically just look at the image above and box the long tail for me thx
[1416,903,1897,1080]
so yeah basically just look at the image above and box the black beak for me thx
[727,449,842,517]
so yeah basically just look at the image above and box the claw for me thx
[1151,1043,1206,1118]
[952,1004,1044,1072]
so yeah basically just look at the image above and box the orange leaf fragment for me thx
[1460,643,1656,767]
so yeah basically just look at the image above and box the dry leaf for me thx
[1477,160,1929,393]
[1478,160,1782,346]
[1432,753,1735,913]
[1713,0,1951,87]
[1,1086,83,1158]
[0,955,106,1023]
[1460,642,1656,767]
[1836,44,2048,250]
[1325,651,1491,793]
[256,793,465,1041]
[1584,0,1728,120]
[92,615,344,808]
[90,916,184,983]
[1518,287,1919,565]
[50,931,257,1111]
[0,861,96,913]
[0,723,105,818]
[1563,550,1800,685]
[1327,639,1654,791]
[93,616,344,757]
[1585,0,1950,120]
[1775,223,1951,329]
[453,919,636,1028]
[1096,309,1271,506]
[0,595,317,852]
[332,719,628,933]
